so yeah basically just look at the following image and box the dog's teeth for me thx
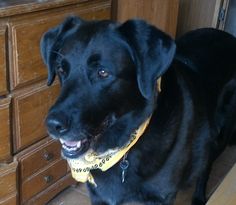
[77,141,81,148]
[62,144,78,152]
[70,147,78,151]
[61,140,84,153]
[59,138,65,144]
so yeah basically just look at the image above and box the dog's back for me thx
[176,28,236,146]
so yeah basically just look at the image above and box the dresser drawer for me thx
[12,82,60,152]
[21,159,67,203]
[0,27,7,95]
[9,0,111,89]
[20,139,61,181]
[25,174,75,205]
[0,97,11,162]
[0,193,17,205]
[0,162,18,199]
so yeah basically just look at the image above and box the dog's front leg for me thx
[88,184,109,205]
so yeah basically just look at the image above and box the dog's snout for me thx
[46,114,69,136]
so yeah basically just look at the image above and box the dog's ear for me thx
[118,20,176,100]
[40,16,83,85]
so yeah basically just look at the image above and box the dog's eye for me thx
[98,69,109,78]
[57,66,66,75]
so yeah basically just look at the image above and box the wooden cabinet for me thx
[17,138,68,204]
[12,82,60,151]
[25,174,75,205]
[0,27,7,95]
[8,1,111,89]
[112,0,179,38]
[0,162,18,204]
[22,159,68,203]
[0,193,17,205]
[0,98,11,162]
[19,140,61,181]
[0,0,111,204]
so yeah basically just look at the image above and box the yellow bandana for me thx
[67,78,161,186]
[67,116,151,186]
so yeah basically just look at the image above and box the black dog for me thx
[40,17,236,205]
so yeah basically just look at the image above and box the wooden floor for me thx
[47,183,90,205]
[47,147,236,205]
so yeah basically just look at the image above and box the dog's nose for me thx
[46,116,69,136]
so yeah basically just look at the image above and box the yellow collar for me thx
[67,116,151,186]
[67,78,161,186]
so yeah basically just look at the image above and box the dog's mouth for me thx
[60,138,90,159]
[59,114,116,159]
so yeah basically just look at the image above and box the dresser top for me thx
[0,0,89,17]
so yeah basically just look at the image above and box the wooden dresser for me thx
[0,1,111,204]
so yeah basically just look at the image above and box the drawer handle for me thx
[44,175,53,183]
[43,152,54,161]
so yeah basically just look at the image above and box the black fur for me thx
[40,17,236,205]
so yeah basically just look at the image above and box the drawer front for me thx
[0,162,17,199]
[9,1,111,89]
[25,174,75,205]
[13,82,60,152]
[21,159,67,203]
[0,27,7,95]
[0,193,17,205]
[0,98,11,162]
[20,139,61,181]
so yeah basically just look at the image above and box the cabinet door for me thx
[0,161,17,200]
[12,82,60,152]
[25,174,75,205]
[19,139,61,181]
[0,27,7,95]
[0,193,17,205]
[113,0,179,37]
[9,1,111,90]
[21,159,67,203]
[0,97,11,162]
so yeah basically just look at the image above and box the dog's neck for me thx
[67,115,152,186]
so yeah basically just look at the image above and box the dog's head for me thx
[40,17,175,159]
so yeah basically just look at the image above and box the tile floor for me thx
[47,147,236,205]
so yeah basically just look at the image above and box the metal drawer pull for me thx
[44,175,53,183]
[43,152,54,161]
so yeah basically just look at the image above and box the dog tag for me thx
[120,157,129,183]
